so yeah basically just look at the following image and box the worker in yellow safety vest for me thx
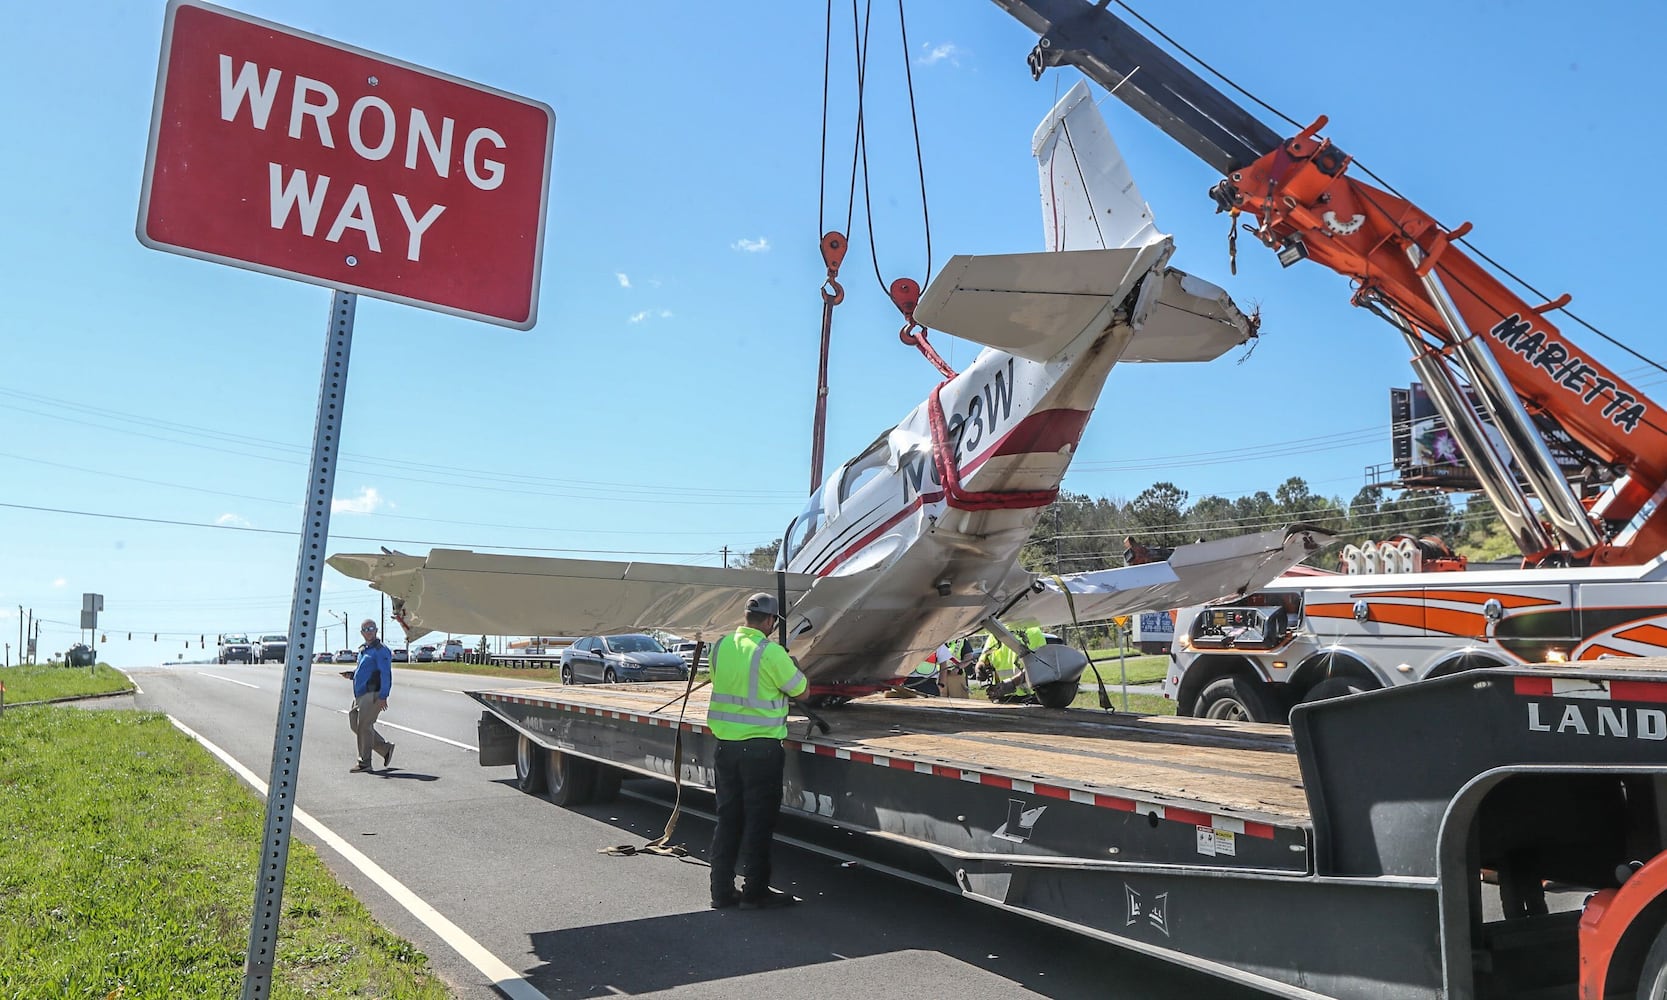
[980,624,1046,703]
[705,591,809,910]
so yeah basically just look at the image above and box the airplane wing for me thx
[1003,526,1332,629]
[326,549,816,642]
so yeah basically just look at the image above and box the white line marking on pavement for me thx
[166,716,547,1000]
[330,709,477,752]
[442,689,466,695]
[203,673,260,689]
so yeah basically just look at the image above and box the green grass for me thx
[1082,651,1169,686]
[1070,689,1176,715]
[0,707,454,999]
[0,662,133,704]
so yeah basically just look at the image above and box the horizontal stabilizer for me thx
[1122,268,1257,363]
[1007,526,1332,629]
[327,549,815,642]
[915,244,1170,362]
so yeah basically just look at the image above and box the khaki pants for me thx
[939,665,969,699]
[349,690,392,766]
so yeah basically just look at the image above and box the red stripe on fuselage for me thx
[812,408,1090,577]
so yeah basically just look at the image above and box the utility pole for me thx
[17,607,21,667]
[721,546,729,569]
[380,592,386,642]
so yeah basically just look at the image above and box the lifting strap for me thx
[599,637,712,859]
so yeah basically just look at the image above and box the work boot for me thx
[709,890,741,910]
[381,744,395,768]
[350,762,373,773]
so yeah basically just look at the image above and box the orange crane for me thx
[995,0,1665,567]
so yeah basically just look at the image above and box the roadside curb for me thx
[3,688,137,709]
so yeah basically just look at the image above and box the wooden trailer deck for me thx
[476,681,1312,823]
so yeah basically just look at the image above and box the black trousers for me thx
[710,737,786,900]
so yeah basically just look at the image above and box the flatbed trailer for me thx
[472,662,1667,999]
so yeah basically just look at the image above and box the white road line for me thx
[442,689,466,695]
[166,716,547,1000]
[202,673,261,689]
[328,709,478,752]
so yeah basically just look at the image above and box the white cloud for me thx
[629,310,651,324]
[629,309,674,324]
[615,272,631,288]
[332,487,384,515]
[216,513,251,528]
[52,578,66,589]
[730,237,770,253]
[918,42,961,66]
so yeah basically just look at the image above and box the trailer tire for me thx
[1195,676,1278,723]
[591,765,622,803]
[514,734,547,793]
[1034,679,1079,709]
[543,749,597,807]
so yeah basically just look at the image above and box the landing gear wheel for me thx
[560,664,574,685]
[1638,921,1667,999]
[514,734,546,793]
[1195,676,1280,723]
[1034,679,1079,709]
[807,695,852,709]
[1302,676,1375,704]
[544,748,597,807]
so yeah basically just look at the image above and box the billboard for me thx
[1390,383,1586,491]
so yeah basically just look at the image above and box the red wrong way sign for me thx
[139,0,555,330]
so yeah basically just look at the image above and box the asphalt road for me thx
[119,661,1272,999]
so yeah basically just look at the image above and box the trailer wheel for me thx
[1034,679,1079,709]
[1195,676,1278,723]
[514,734,547,793]
[543,749,597,806]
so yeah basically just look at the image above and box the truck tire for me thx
[1302,676,1376,705]
[543,749,597,807]
[1640,921,1667,999]
[1034,679,1079,709]
[514,734,546,793]
[1195,676,1279,723]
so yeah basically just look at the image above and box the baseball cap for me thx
[744,592,781,617]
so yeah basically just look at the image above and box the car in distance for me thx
[439,639,464,662]
[672,640,711,671]
[333,649,356,664]
[414,645,436,662]
[560,634,690,685]
[392,647,409,663]
[255,634,288,664]
[312,651,334,664]
[218,634,254,665]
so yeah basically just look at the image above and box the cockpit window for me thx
[837,437,890,507]
[780,484,827,567]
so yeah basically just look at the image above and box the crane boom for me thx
[994,0,1667,567]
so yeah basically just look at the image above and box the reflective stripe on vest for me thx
[707,631,801,740]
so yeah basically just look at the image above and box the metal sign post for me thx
[240,291,355,999]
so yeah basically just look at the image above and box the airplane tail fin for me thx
[1034,80,1162,252]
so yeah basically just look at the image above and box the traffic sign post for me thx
[136,4,555,996]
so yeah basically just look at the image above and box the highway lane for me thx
[123,661,1270,999]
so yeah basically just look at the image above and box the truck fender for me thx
[1288,648,1384,697]
[1580,849,1667,999]
[1174,653,1267,715]
[1423,648,1511,680]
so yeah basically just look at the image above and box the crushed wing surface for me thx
[1007,526,1332,629]
[327,549,815,642]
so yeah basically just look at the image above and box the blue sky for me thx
[3,0,1662,666]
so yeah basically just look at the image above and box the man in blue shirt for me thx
[349,619,394,773]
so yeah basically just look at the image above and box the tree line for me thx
[736,477,1513,574]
